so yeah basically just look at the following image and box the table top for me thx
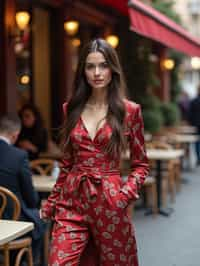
[175,125,197,134]
[0,220,34,245]
[169,134,199,143]
[32,175,55,192]
[123,148,184,161]
[147,149,185,160]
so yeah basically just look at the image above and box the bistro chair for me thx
[30,158,55,175]
[0,186,33,266]
[30,158,57,264]
[146,140,179,204]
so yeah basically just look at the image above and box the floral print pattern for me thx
[42,99,149,266]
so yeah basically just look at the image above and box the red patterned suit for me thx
[42,99,149,266]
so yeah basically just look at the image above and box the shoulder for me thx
[11,145,28,160]
[123,98,141,117]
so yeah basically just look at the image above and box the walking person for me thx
[188,84,200,166]
[40,38,149,266]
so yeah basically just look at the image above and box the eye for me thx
[85,63,94,70]
[100,62,109,68]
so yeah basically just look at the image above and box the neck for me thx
[88,89,108,107]
[0,133,11,144]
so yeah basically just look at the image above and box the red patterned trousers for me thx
[49,174,139,266]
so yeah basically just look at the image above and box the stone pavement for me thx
[133,166,200,266]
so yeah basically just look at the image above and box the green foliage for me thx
[161,102,180,126]
[140,93,162,109]
[169,51,184,102]
[152,0,182,24]
[118,1,183,134]
[141,94,164,133]
[143,109,164,134]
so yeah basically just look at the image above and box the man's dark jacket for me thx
[0,139,44,240]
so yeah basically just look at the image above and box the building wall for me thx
[173,0,200,37]
[173,0,200,98]
[33,7,51,132]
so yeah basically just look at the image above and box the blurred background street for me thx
[135,151,200,266]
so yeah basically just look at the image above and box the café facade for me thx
[1,0,200,131]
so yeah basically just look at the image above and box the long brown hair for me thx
[61,38,127,155]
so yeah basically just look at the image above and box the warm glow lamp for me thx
[20,75,30,85]
[162,59,175,70]
[71,38,81,47]
[105,35,119,48]
[16,11,30,30]
[64,20,79,36]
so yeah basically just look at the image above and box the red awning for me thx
[96,0,128,16]
[128,0,200,56]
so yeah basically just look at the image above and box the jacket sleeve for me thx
[41,102,74,219]
[19,152,39,208]
[120,104,149,202]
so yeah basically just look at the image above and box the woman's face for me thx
[85,51,112,91]
[22,109,36,128]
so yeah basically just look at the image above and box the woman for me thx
[17,103,48,160]
[40,38,149,266]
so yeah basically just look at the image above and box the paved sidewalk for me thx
[134,166,200,266]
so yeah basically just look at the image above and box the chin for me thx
[92,84,107,90]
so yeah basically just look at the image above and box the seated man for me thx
[0,114,46,266]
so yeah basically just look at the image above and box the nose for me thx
[94,66,100,76]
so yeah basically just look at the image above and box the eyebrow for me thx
[85,61,107,64]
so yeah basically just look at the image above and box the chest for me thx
[81,108,107,141]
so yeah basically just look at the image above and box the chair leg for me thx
[145,186,150,208]
[27,246,33,266]
[14,247,33,266]
[3,244,9,266]
[162,178,168,208]
[151,183,158,215]
[168,168,175,203]
[175,163,181,192]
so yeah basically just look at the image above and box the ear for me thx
[11,130,20,144]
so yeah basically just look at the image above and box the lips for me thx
[93,80,103,83]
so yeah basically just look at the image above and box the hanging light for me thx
[20,74,30,85]
[16,11,30,30]
[105,35,119,48]
[71,38,81,47]
[64,20,79,36]
[161,59,175,70]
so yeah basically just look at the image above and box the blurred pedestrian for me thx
[17,103,48,160]
[188,84,200,165]
[40,38,149,266]
[0,114,46,265]
[178,90,190,122]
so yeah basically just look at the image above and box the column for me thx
[0,0,17,114]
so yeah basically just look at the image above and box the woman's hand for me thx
[39,208,49,222]
[39,200,49,221]
[127,202,134,218]
[18,140,38,152]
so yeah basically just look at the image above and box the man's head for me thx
[0,114,21,144]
